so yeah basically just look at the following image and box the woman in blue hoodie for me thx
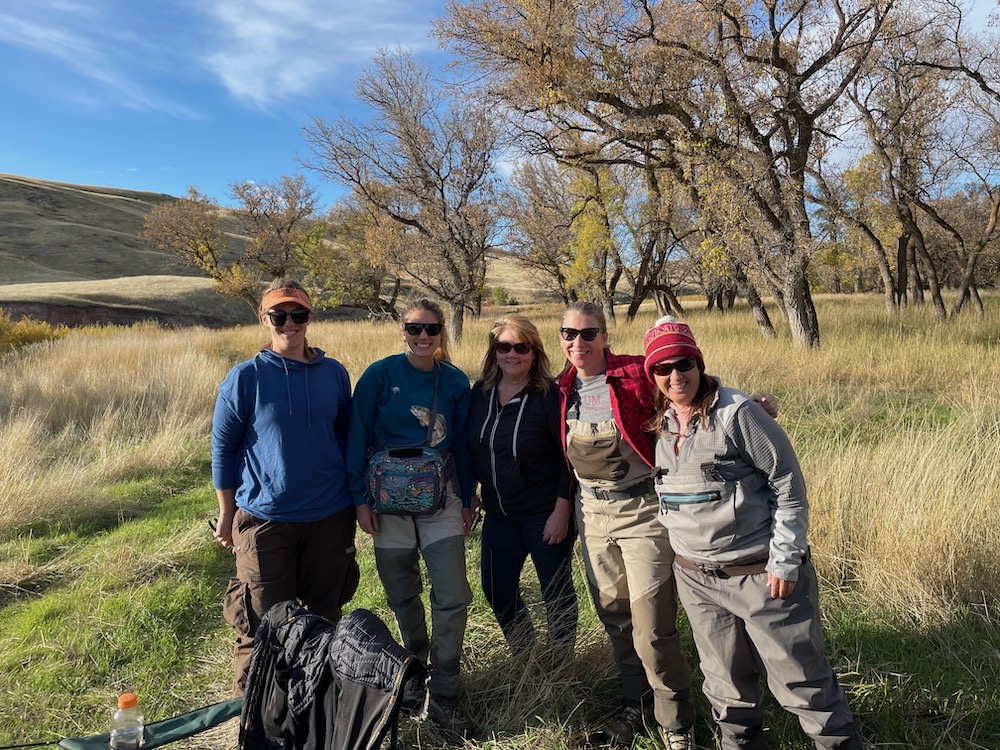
[211,278,359,695]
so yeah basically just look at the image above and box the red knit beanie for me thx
[643,316,704,381]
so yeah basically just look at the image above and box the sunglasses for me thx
[404,322,443,336]
[650,356,699,377]
[495,341,532,355]
[266,308,310,326]
[559,327,602,342]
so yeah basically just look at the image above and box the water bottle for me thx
[109,693,144,750]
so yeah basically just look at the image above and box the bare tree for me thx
[141,176,325,312]
[441,0,894,347]
[504,158,578,303]
[301,48,504,340]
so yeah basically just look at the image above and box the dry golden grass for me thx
[1,295,998,621]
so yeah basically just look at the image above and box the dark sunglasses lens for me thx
[268,308,309,326]
[405,323,442,336]
[496,342,531,354]
[653,357,697,376]
[560,327,601,341]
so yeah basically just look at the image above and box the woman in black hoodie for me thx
[468,313,577,657]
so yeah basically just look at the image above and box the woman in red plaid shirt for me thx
[556,300,775,750]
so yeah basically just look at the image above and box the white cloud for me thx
[0,0,445,117]
[195,0,444,109]
[0,2,201,117]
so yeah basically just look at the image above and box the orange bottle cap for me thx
[118,693,138,709]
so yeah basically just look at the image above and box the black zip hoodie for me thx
[467,379,572,518]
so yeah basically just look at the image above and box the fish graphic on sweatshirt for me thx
[410,405,447,447]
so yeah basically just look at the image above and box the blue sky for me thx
[2,2,996,212]
[0,0,449,206]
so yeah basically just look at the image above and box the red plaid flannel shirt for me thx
[557,351,656,468]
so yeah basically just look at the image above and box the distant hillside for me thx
[0,173,258,327]
[0,173,190,282]
[0,173,555,328]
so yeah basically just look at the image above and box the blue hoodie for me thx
[212,347,353,522]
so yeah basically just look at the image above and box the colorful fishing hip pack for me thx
[365,446,452,517]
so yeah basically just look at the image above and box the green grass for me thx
[3,467,999,749]
[2,296,1000,748]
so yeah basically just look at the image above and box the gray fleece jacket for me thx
[652,381,809,581]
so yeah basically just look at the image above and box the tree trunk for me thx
[908,222,945,319]
[734,267,775,339]
[449,304,465,342]
[782,274,820,348]
[970,284,984,315]
[664,288,685,317]
[950,193,998,318]
[896,233,909,309]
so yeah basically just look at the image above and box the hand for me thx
[356,503,380,536]
[753,391,779,418]
[461,507,478,536]
[542,497,572,545]
[768,573,796,599]
[212,510,235,552]
[214,489,237,552]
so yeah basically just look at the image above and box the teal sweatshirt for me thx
[347,353,474,507]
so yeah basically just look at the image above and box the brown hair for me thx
[402,298,451,362]
[561,300,607,332]
[478,313,554,394]
[260,277,317,360]
[647,374,719,436]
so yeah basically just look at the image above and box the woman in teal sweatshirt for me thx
[346,298,475,744]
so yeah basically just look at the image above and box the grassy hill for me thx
[0,173,557,328]
[0,173,258,327]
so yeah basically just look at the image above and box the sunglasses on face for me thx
[650,356,699,377]
[404,322,443,336]
[559,327,602,342]
[495,341,532,355]
[266,308,310,326]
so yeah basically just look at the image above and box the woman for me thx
[644,316,862,750]
[556,300,696,750]
[346,298,475,744]
[211,278,359,695]
[468,313,577,658]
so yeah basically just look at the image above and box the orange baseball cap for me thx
[260,287,312,311]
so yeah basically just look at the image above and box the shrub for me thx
[0,308,68,351]
[490,286,510,306]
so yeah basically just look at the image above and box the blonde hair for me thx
[402,298,451,362]
[478,313,554,394]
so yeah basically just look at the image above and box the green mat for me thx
[57,699,242,750]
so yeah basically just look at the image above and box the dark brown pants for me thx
[223,506,360,695]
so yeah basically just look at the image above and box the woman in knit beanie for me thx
[645,316,862,750]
